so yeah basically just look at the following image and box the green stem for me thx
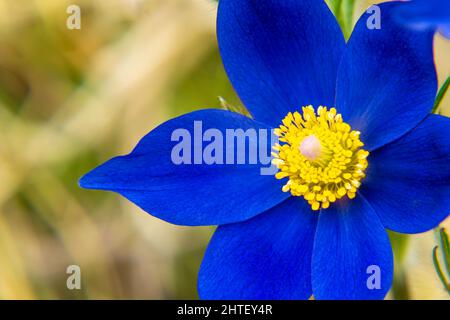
[432,77,450,114]
[391,267,411,300]
[388,231,411,300]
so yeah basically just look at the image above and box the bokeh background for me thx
[0,0,448,299]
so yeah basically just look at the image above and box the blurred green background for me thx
[0,0,448,299]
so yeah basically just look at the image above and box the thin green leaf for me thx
[432,77,450,114]
[432,246,450,294]
[439,228,450,277]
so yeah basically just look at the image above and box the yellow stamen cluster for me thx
[272,106,369,211]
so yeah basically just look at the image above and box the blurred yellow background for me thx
[0,0,448,299]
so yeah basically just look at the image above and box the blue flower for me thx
[80,0,449,300]
[393,0,450,38]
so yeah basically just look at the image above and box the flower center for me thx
[272,106,369,211]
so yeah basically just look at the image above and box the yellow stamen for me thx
[272,106,369,211]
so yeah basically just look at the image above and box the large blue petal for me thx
[80,109,289,226]
[392,0,450,37]
[198,197,317,300]
[361,115,450,234]
[312,195,393,300]
[217,0,345,126]
[335,2,437,151]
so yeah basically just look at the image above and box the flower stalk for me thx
[389,231,411,300]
